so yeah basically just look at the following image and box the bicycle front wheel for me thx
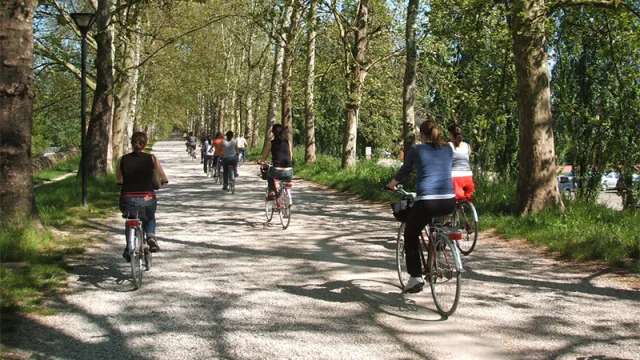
[265,198,274,222]
[130,227,143,289]
[428,234,461,316]
[455,202,478,255]
[279,189,291,229]
[396,223,410,289]
[230,170,235,195]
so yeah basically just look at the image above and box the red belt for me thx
[121,191,155,198]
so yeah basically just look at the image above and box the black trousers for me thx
[404,198,456,277]
[222,156,238,189]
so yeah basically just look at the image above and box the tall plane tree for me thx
[0,0,39,222]
[281,0,302,144]
[402,0,419,155]
[304,0,318,163]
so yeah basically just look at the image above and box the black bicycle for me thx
[123,206,152,289]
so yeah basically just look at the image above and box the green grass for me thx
[32,155,80,184]
[1,174,122,329]
[250,147,639,273]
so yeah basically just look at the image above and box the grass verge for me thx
[32,155,80,184]
[1,174,121,332]
[250,146,639,273]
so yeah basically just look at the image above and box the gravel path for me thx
[3,141,639,360]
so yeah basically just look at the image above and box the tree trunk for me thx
[341,0,370,169]
[511,0,564,214]
[263,34,286,152]
[281,1,302,145]
[304,0,317,163]
[252,61,267,148]
[0,0,39,223]
[86,0,114,176]
[402,0,418,155]
[244,31,255,140]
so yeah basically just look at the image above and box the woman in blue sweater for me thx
[387,120,456,293]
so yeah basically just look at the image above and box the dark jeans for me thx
[119,196,157,242]
[203,154,212,173]
[267,167,293,193]
[404,198,456,277]
[239,148,246,161]
[222,156,238,189]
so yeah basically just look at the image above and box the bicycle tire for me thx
[265,198,274,222]
[279,188,291,229]
[455,202,478,256]
[230,169,235,195]
[130,227,143,289]
[428,234,461,316]
[396,223,410,289]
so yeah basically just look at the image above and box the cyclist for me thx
[448,123,475,199]
[187,132,197,155]
[221,131,240,191]
[212,132,224,176]
[236,133,248,163]
[259,124,293,200]
[386,120,456,293]
[203,135,214,174]
[116,132,168,261]
[200,132,207,163]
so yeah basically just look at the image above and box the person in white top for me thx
[448,123,475,199]
[236,134,248,162]
[203,136,214,174]
[221,131,240,191]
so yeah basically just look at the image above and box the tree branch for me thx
[34,41,97,90]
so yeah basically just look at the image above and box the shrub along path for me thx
[2,141,638,359]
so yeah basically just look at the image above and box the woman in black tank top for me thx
[259,124,293,198]
[116,132,167,260]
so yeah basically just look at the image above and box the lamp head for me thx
[70,13,96,35]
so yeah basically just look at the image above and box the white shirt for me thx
[204,140,214,156]
[222,140,237,158]
[237,137,247,149]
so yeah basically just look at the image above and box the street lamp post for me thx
[71,13,95,207]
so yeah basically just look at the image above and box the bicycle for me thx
[123,206,152,290]
[392,186,464,316]
[452,197,478,256]
[188,146,197,161]
[262,163,292,229]
[206,157,214,178]
[212,157,222,184]
[227,158,237,195]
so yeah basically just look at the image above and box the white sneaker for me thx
[404,276,424,293]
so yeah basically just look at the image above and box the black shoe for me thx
[147,237,160,252]
[122,248,131,262]
[222,187,228,191]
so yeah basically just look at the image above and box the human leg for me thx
[222,157,230,189]
[403,201,432,278]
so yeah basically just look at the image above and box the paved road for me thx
[4,141,639,359]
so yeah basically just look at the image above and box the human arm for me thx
[468,143,472,156]
[116,157,123,184]
[152,155,168,184]
[386,146,416,189]
[259,141,272,164]
[289,141,293,162]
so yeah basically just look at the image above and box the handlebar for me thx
[385,184,416,199]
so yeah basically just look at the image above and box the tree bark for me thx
[402,0,419,155]
[252,61,267,148]
[511,0,564,214]
[263,29,286,152]
[281,1,302,145]
[304,0,317,163]
[342,0,370,169]
[0,0,39,223]
[86,0,114,176]
[244,29,255,140]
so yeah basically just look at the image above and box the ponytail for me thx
[447,123,463,147]
[419,120,443,148]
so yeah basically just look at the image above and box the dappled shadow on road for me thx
[4,141,639,359]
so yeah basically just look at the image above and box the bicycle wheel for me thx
[230,169,235,195]
[265,194,274,222]
[279,188,291,229]
[455,202,478,255]
[130,227,143,289]
[396,223,410,289]
[428,234,461,316]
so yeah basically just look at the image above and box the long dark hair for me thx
[271,124,285,143]
[131,132,147,151]
[448,123,463,147]
[215,131,222,139]
[419,121,443,148]
[226,131,234,141]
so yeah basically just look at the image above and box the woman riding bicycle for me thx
[386,120,456,293]
[221,131,240,191]
[203,135,214,175]
[116,132,168,261]
[259,124,293,200]
[448,123,475,199]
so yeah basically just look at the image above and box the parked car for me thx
[601,172,620,191]
[558,172,576,195]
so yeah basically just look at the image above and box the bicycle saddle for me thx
[123,206,149,222]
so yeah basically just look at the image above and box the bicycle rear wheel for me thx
[396,223,410,289]
[279,188,291,229]
[455,202,478,255]
[428,234,461,316]
[130,227,143,289]
[265,197,274,222]
[230,170,235,195]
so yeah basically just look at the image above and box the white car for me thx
[601,172,620,191]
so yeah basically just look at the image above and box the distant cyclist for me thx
[212,132,224,170]
[187,132,197,154]
[386,120,455,293]
[259,124,293,200]
[203,135,214,174]
[447,123,475,199]
[200,132,207,163]
[221,131,240,191]
[236,133,248,163]
[116,132,168,261]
